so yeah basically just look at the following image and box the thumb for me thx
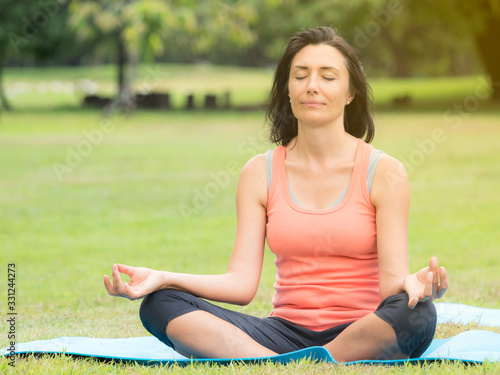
[407,295,419,309]
[403,275,419,309]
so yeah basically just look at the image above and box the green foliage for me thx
[0,0,53,58]
[69,0,174,60]
[2,0,498,93]
[0,1,80,61]
[0,1,92,109]
[68,0,262,62]
[66,0,268,101]
[430,0,500,35]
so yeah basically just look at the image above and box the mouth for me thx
[301,101,325,107]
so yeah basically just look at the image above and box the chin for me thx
[299,107,344,124]
[297,114,338,128]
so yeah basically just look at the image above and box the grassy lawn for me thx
[0,64,499,373]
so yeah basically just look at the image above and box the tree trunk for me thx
[117,33,127,97]
[0,50,12,111]
[380,28,411,78]
[103,33,138,117]
[475,13,500,101]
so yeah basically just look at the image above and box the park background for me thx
[1,0,499,373]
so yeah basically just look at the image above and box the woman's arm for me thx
[371,156,411,298]
[104,154,269,306]
[371,156,448,308]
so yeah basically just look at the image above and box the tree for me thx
[454,0,500,101]
[0,0,33,111]
[246,0,488,84]
[0,0,83,111]
[0,37,12,111]
[353,0,481,78]
[417,0,500,101]
[68,0,261,111]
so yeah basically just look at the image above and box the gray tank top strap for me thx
[367,148,387,194]
[265,149,274,192]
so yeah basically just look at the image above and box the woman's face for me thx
[288,44,353,127]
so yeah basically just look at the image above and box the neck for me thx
[290,119,355,164]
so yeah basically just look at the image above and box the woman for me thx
[104,27,448,362]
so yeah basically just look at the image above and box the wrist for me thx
[402,275,408,291]
[155,270,174,291]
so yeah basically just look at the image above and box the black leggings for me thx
[139,290,436,358]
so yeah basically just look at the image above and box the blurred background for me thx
[1,0,499,111]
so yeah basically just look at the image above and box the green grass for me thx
[0,106,499,373]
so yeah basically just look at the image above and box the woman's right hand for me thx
[103,264,163,300]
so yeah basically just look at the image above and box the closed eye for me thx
[294,76,334,81]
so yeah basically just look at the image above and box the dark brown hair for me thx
[266,26,375,145]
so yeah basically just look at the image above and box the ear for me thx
[347,91,355,104]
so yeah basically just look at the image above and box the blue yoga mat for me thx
[435,303,500,327]
[3,303,500,366]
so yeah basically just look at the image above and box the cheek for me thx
[288,85,298,99]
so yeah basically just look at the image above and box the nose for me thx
[306,75,319,94]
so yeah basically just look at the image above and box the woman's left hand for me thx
[403,256,448,309]
[104,264,162,300]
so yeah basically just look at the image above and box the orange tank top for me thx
[266,139,381,331]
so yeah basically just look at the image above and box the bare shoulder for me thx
[375,155,408,180]
[371,155,410,207]
[241,153,266,176]
[238,154,268,207]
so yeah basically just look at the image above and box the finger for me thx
[103,275,119,296]
[422,272,433,301]
[436,266,448,298]
[122,282,139,300]
[429,257,440,297]
[429,257,439,283]
[112,264,126,296]
[116,264,134,277]
[408,296,419,309]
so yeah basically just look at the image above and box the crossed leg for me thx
[166,311,277,359]
[165,310,404,361]
[323,312,407,362]
[140,290,433,361]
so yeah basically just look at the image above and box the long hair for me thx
[266,27,375,145]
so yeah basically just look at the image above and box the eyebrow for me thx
[292,65,340,72]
